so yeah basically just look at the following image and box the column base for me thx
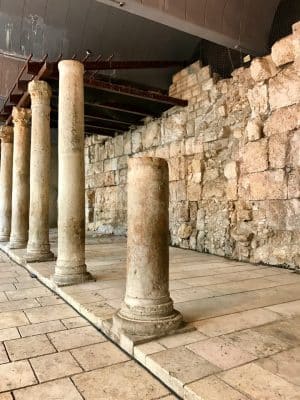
[24,251,55,263]
[51,267,94,287]
[112,308,183,338]
[7,240,27,249]
[0,234,10,242]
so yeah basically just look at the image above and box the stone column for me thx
[113,157,183,337]
[52,60,92,286]
[25,80,54,262]
[0,126,13,241]
[9,108,31,249]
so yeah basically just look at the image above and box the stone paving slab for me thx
[1,232,300,399]
[0,252,178,399]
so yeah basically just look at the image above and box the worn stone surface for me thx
[26,80,54,262]
[85,28,300,270]
[113,158,182,337]
[271,35,295,67]
[9,107,31,249]
[53,60,92,286]
[0,252,175,400]
[0,127,13,242]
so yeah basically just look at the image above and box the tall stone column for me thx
[113,157,183,337]
[9,107,31,249]
[26,80,54,262]
[52,60,92,286]
[0,126,13,241]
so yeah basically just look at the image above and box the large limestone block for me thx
[224,161,238,180]
[247,84,268,116]
[288,170,300,199]
[240,170,287,201]
[142,122,160,149]
[162,112,187,144]
[246,118,263,141]
[271,35,295,67]
[269,66,300,110]
[269,132,288,169]
[264,104,300,136]
[241,139,268,173]
[288,129,300,168]
[250,56,278,82]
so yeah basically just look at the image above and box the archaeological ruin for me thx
[0,1,299,399]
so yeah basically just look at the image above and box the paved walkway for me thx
[1,231,300,400]
[0,254,177,400]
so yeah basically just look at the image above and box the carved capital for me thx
[0,125,13,143]
[28,80,52,106]
[12,107,31,127]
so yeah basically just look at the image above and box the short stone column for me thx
[26,80,54,262]
[113,157,183,337]
[9,107,31,249]
[52,60,92,286]
[0,126,13,241]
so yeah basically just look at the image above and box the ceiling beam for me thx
[27,60,188,76]
[83,78,188,107]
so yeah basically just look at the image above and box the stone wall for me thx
[85,23,300,270]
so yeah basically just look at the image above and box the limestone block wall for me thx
[85,24,300,269]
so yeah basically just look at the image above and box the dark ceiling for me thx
[0,0,298,89]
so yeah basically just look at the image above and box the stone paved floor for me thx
[1,231,300,399]
[0,253,177,399]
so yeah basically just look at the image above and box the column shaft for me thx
[52,60,92,286]
[113,157,182,337]
[9,108,31,249]
[0,127,13,241]
[26,80,54,261]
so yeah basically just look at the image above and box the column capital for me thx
[12,107,31,127]
[28,80,52,105]
[0,125,13,143]
[58,60,84,75]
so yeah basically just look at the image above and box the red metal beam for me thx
[83,78,188,107]
[27,60,188,75]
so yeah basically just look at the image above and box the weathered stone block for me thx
[142,121,160,149]
[240,170,287,200]
[104,158,118,172]
[168,157,185,181]
[288,130,300,168]
[170,140,185,157]
[271,35,294,66]
[224,161,238,180]
[247,84,269,116]
[269,66,300,110]
[226,179,238,200]
[185,137,203,155]
[246,118,263,141]
[123,132,132,155]
[169,180,186,201]
[264,104,300,135]
[114,135,124,157]
[178,223,193,239]
[202,178,225,199]
[288,170,300,199]
[132,131,142,153]
[162,112,187,144]
[269,132,288,169]
[242,139,268,173]
[155,145,169,159]
[187,182,201,201]
[250,55,278,81]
